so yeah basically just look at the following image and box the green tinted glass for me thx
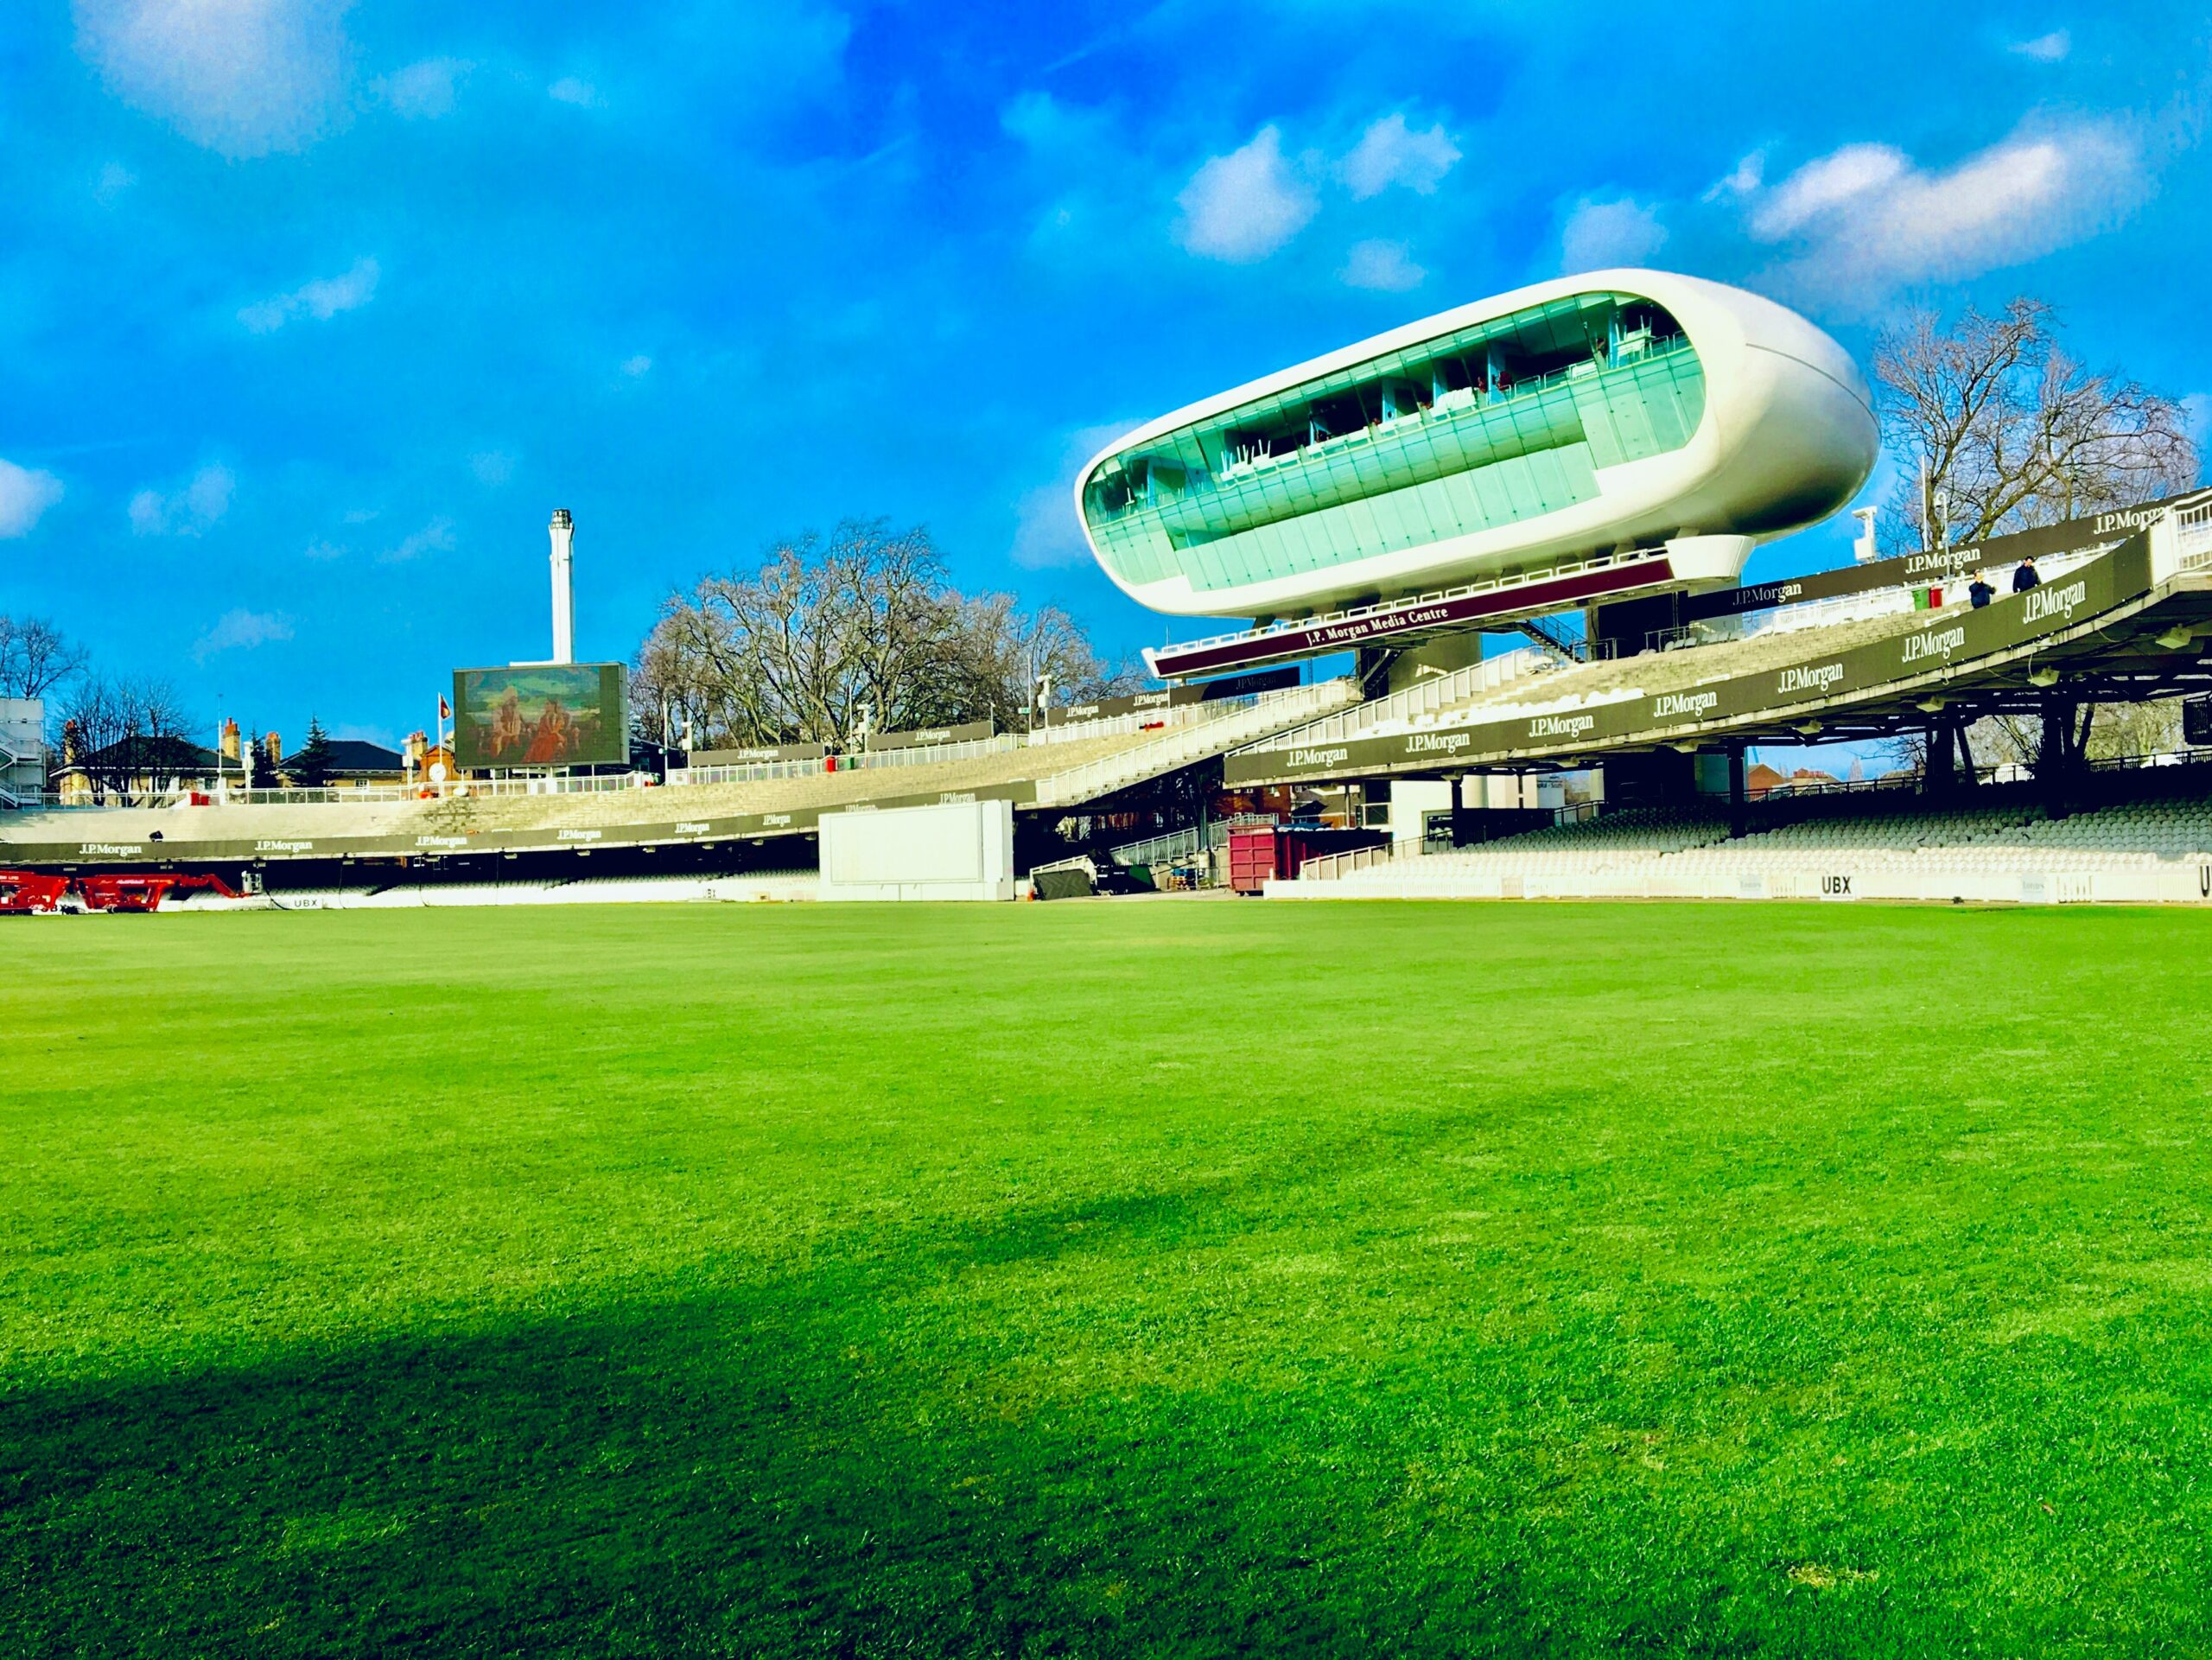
[1084,292,1705,597]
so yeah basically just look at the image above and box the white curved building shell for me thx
[1076,270,1878,620]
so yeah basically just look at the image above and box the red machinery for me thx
[0,870,241,913]
[0,870,69,913]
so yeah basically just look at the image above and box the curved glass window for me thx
[1084,291,1704,596]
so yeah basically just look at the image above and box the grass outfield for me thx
[5,901,2212,1656]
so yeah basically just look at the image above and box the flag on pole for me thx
[439,694,451,721]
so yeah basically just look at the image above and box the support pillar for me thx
[1727,744,1747,840]
[2038,694,2090,818]
[1923,717,1955,797]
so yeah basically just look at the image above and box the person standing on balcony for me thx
[2013,557,2042,593]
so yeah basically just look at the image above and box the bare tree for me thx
[1971,698,2184,775]
[54,673,200,805]
[667,525,944,747]
[1875,298,2200,552]
[639,520,1139,750]
[936,592,1144,731]
[2087,699,2183,761]
[0,614,89,699]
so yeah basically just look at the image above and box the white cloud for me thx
[1704,150,1764,203]
[1559,196,1668,272]
[1740,123,2144,305]
[620,353,653,378]
[1748,143,1907,239]
[1340,239,1426,291]
[1012,420,1141,570]
[1340,113,1461,200]
[239,256,379,334]
[94,160,137,203]
[302,538,345,560]
[379,517,454,564]
[73,0,353,159]
[376,56,469,119]
[548,75,601,109]
[1175,126,1319,263]
[2010,29,2071,61]
[129,462,232,536]
[192,607,292,665]
[0,460,64,538]
[468,449,516,487]
[184,464,232,522]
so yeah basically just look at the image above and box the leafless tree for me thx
[0,613,89,700]
[1874,298,2200,552]
[935,592,1144,731]
[638,520,1140,750]
[1970,698,2183,774]
[54,673,200,804]
[2087,699,2184,761]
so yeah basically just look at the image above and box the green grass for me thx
[5,900,2212,1657]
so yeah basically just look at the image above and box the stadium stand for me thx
[1242,582,2061,761]
[0,679,1357,870]
[1273,772,2212,904]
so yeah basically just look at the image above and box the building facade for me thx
[1077,270,1878,621]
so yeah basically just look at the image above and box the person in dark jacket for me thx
[1969,572,1995,608]
[2013,557,2041,593]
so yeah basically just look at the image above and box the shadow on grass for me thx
[0,1283,1559,1658]
[5,1170,1916,1657]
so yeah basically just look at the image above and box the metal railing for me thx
[0,734,36,811]
[1240,647,1545,755]
[1029,701,1223,745]
[668,754,842,787]
[221,773,655,806]
[843,735,1019,772]
[667,700,1252,787]
[1036,681,1360,805]
[2171,498,2212,572]
[1299,834,1427,883]
[20,773,668,811]
[1109,824,1206,867]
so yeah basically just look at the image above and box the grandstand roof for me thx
[1223,512,2212,788]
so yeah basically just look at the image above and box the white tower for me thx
[549,508,575,664]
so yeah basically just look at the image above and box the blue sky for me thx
[1,1,2208,749]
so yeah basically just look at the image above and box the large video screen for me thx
[454,664,628,770]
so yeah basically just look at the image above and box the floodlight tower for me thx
[549,508,575,665]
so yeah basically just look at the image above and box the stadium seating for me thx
[1281,780,2212,904]
[0,682,1356,859]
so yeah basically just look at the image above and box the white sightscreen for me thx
[823,801,989,887]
